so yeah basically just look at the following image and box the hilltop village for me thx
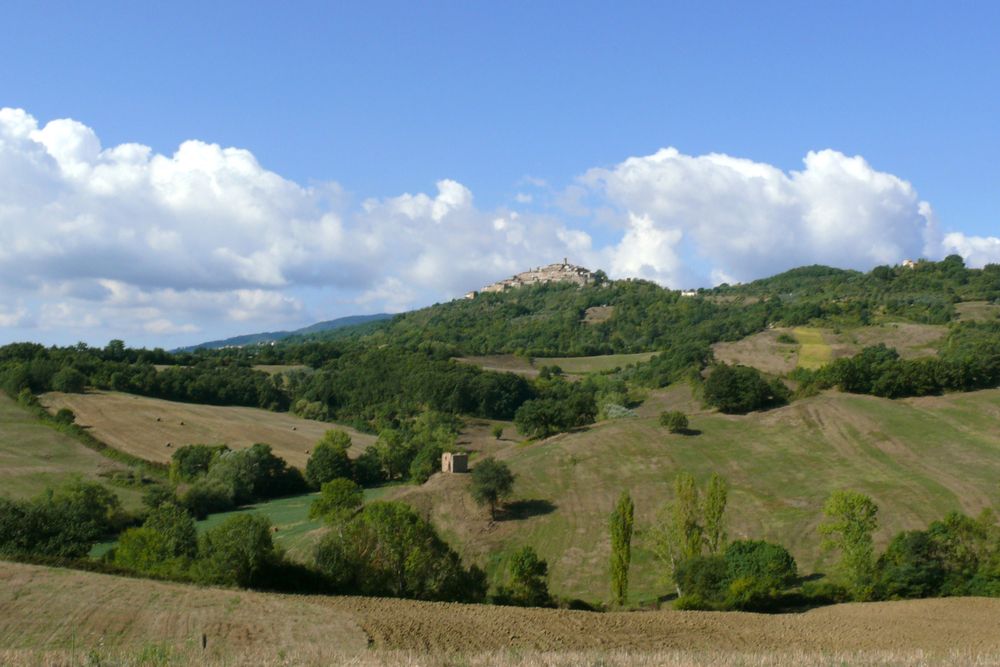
[465,259,598,298]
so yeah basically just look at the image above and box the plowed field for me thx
[1,562,998,666]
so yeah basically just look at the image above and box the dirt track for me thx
[1,561,998,663]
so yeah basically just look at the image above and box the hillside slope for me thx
[1,561,998,665]
[39,391,376,468]
[177,313,392,351]
[394,387,1000,603]
[0,393,143,508]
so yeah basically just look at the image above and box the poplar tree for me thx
[609,491,635,606]
[819,490,879,600]
[703,473,729,554]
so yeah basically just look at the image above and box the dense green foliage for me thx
[513,376,597,437]
[874,510,999,599]
[819,490,880,600]
[494,546,552,607]
[170,444,228,483]
[288,346,535,429]
[172,443,307,517]
[673,540,798,611]
[309,478,363,522]
[313,501,486,601]
[193,514,280,588]
[703,364,789,414]
[0,480,125,558]
[304,430,353,488]
[114,503,198,577]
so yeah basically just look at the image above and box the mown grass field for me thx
[534,352,656,373]
[39,391,376,469]
[714,322,946,374]
[392,387,1000,604]
[0,393,143,509]
[793,327,832,369]
[457,352,656,377]
[956,300,1000,322]
[2,561,999,665]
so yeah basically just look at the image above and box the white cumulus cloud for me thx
[583,147,966,286]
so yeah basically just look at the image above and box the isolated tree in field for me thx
[309,477,363,522]
[609,490,635,606]
[492,424,504,440]
[659,410,688,433]
[470,457,514,520]
[819,490,879,600]
[305,430,353,488]
[703,473,729,555]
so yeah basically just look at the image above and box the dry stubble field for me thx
[39,391,376,469]
[1,561,998,666]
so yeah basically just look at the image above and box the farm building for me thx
[441,452,468,473]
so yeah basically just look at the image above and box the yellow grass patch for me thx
[794,327,833,369]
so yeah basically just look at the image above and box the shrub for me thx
[659,410,688,433]
[724,539,798,590]
[674,555,728,604]
[309,478,363,522]
[180,478,234,519]
[53,408,76,425]
[601,403,637,420]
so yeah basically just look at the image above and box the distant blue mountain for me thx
[177,313,393,351]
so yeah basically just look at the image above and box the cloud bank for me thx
[0,108,997,345]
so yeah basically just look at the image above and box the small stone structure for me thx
[441,451,468,473]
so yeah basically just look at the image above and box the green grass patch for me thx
[91,483,412,561]
[0,393,145,509]
[534,352,656,374]
[793,327,832,369]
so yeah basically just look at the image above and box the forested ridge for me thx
[2,256,1000,431]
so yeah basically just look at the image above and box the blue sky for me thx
[1,1,998,346]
